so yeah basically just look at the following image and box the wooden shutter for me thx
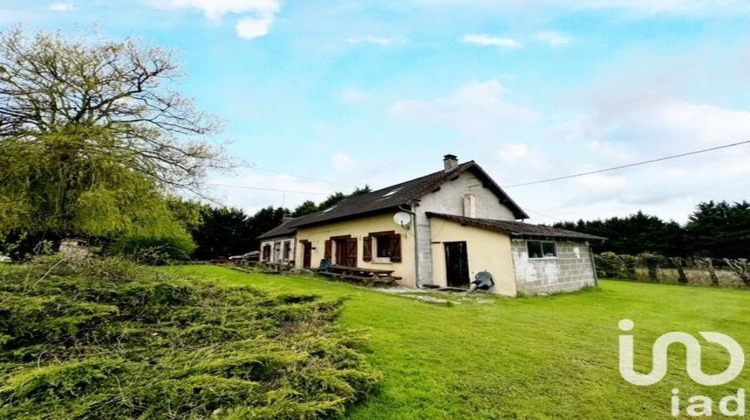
[390,234,402,262]
[363,236,372,262]
[346,238,358,267]
[324,239,332,260]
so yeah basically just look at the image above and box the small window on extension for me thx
[527,240,557,259]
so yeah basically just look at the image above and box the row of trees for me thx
[186,187,370,260]
[553,201,750,259]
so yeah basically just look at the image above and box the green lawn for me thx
[170,266,750,419]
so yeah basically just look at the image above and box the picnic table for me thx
[317,265,402,286]
[264,262,292,274]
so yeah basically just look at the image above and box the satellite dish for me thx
[393,212,412,228]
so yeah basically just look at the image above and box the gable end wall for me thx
[415,171,517,285]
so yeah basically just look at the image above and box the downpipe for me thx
[398,204,422,288]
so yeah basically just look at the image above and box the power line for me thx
[525,208,564,222]
[247,164,356,189]
[210,183,328,195]
[503,140,750,188]
[212,140,749,199]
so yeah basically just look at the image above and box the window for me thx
[381,187,403,198]
[376,235,392,258]
[363,231,402,263]
[283,241,291,261]
[527,240,557,259]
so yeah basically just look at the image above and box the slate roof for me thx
[426,212,606,241]
[256,219,299,239]
[258,161,528,240]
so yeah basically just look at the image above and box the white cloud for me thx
[346,36,406,47]
[341,88,371,103]
[209,170,334,214]
[144,0,278,20]
[535,31,573,47]
[529,94,750,220]
[49,3,75,12]
[496,143,551,172]
[236,15,274,39]
[143,0,280,39]
[462,34,522,49]
[390,80,539,138]
[331,153,354,170]
[415,0,750,15]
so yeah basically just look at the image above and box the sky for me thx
[3,0,750,224]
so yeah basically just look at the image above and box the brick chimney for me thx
[443,154,458,171]
[282,214,293,224]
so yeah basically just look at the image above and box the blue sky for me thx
[3,0,750,223]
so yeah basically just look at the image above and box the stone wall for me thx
[511,239,597,294]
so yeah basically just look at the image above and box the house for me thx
[259,215,296,265]
[258,155,604,296]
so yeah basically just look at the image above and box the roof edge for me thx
[426,212,605,241]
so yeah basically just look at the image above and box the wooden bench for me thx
[263,262,293,274]
[318,265,401,286]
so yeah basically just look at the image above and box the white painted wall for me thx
[429,217,517,296]
[259,237,296,263]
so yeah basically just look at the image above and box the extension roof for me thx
[258,161,528,240]
[426,212,605,241]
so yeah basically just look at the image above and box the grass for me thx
[174,266,750,418]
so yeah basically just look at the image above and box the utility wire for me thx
[209,183,328,195]
[248,165,356,188]
[503,140,750,188]
[212,140,750,197]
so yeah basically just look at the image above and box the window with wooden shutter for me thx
[366,230,402,263]
[390,233,402,262]
[324,239,332,260]
[363,236,372,262]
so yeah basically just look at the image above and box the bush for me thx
[638,253,666,282]
[595,252,623,278]
[0,256,379,419]
[110,234,197,265]
[619,254,638,279]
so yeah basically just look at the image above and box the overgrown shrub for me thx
[637,253,665,282]
[595,251,750,288]
[110,234,197,265]
[0,256,379,419]
[619,254,638,279]
[595,252,623,278]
